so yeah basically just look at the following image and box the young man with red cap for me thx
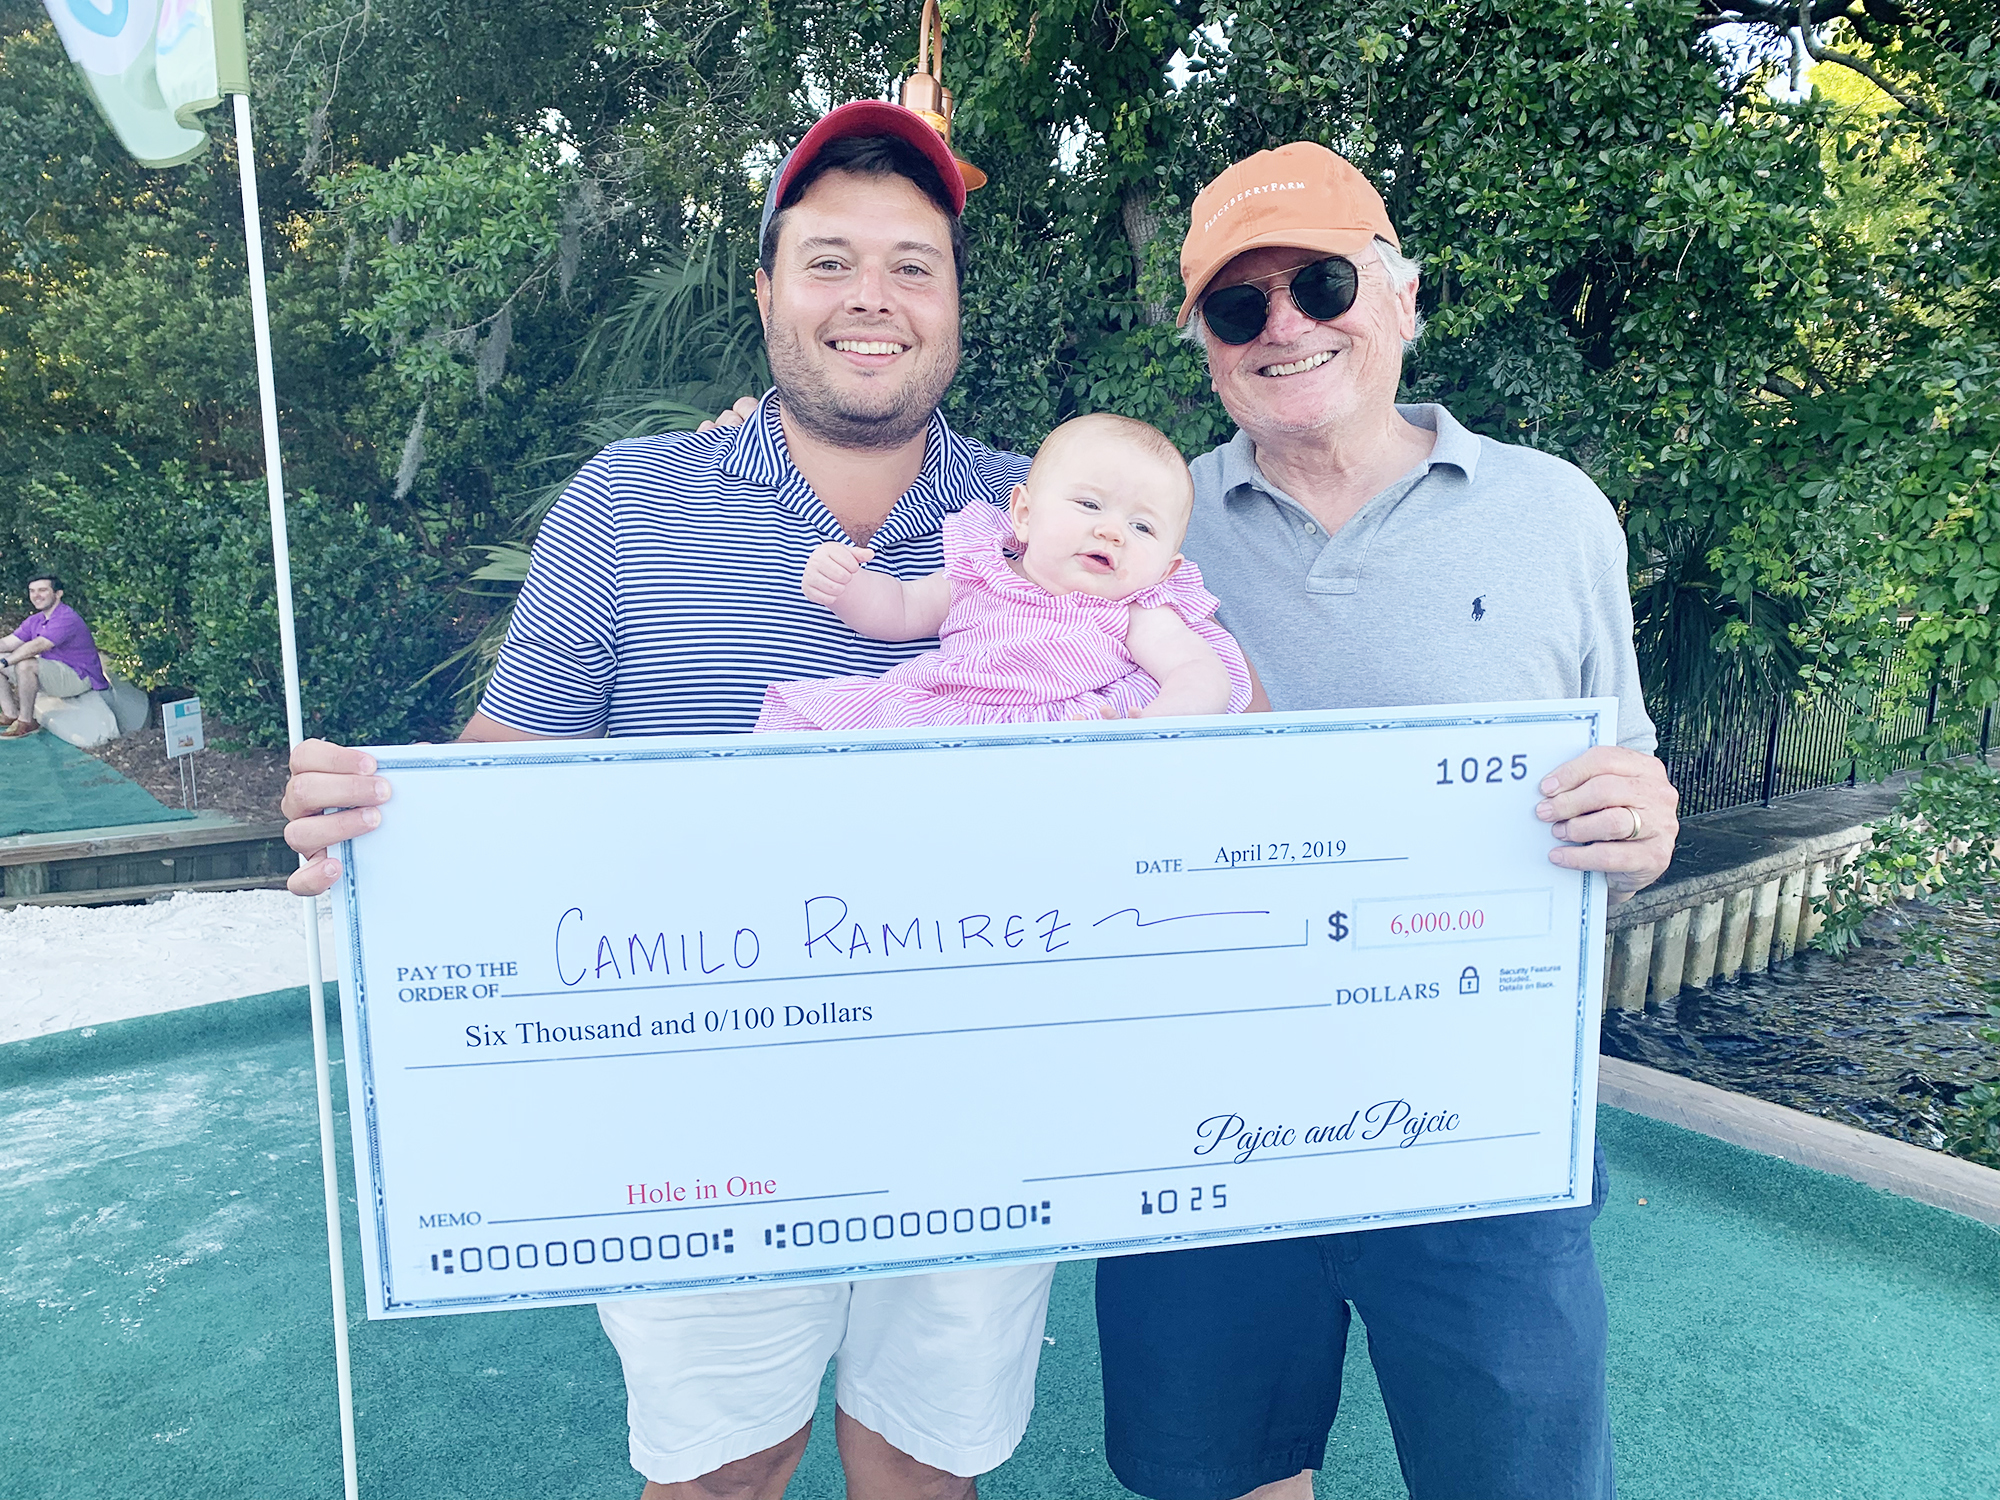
[281,102,1054,1500]
[1089,143,1679,1500]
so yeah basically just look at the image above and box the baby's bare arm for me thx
[803,544,951,641]
[1126,606,1232,718]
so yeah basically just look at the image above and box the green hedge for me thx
[11,455,458,746]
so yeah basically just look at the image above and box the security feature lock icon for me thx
[1459,966,1481,995]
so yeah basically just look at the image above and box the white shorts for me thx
[597,1262,1056,1484]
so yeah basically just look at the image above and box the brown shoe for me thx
[0,719,40,738]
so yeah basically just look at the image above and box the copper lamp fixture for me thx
[899,0,987,192]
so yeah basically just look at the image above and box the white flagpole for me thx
[231,89,362,1500]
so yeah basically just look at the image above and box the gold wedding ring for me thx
[1625,806,1644,841]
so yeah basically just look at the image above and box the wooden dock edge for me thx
[1599,1055,2000,1228]
[0,820,293,907]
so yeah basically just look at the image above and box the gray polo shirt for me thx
[1185,402,1656,752]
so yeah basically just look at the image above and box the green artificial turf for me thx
[0,730,192,838]
[3,990,1994,1499]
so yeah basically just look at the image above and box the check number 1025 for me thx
[1436,754,1529,785]
[1140,1184,1227,1216]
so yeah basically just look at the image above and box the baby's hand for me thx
[802,543,876,606]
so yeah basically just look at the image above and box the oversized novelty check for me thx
[333,700,1613,1317]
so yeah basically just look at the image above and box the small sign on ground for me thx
[164,698,204,759]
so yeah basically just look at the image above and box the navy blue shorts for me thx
[1096,1144,1614,1500]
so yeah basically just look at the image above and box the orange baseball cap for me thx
[1177,143,1400,327]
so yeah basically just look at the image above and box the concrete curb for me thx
[1598,1056,2000,1228]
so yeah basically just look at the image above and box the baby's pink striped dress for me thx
[755,501,1253,731]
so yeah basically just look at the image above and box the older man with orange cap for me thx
[1089,145,1678,1500]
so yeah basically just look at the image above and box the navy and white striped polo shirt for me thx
[479,392,1030,737]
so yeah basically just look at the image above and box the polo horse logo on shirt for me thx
[1470,596,1486,622]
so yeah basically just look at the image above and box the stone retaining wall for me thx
[1602,823,1875,1010]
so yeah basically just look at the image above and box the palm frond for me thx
[443,232,771,719]
[468,542,532,584]
[579,230,770,396]
[1632,518,1803,709]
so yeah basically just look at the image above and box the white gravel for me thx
[1,889,337,1045]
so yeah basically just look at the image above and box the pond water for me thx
[1598,899,2000,1150]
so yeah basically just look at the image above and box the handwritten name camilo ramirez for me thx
[548,896,1080,990]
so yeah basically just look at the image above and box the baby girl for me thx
[755,412,1253,730]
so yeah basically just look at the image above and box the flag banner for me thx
[41,0,249,168]
[158,0,250,127]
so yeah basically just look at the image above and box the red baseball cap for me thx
[760,101,978,242]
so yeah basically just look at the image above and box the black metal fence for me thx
[1655,648,1992,820]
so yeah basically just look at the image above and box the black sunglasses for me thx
[1200,256,1360,346]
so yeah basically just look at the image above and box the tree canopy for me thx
[0,0,1993,751]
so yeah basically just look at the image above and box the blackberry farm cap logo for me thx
[1201,181,1309,234]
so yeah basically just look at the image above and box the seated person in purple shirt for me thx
[0,573,110,739]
